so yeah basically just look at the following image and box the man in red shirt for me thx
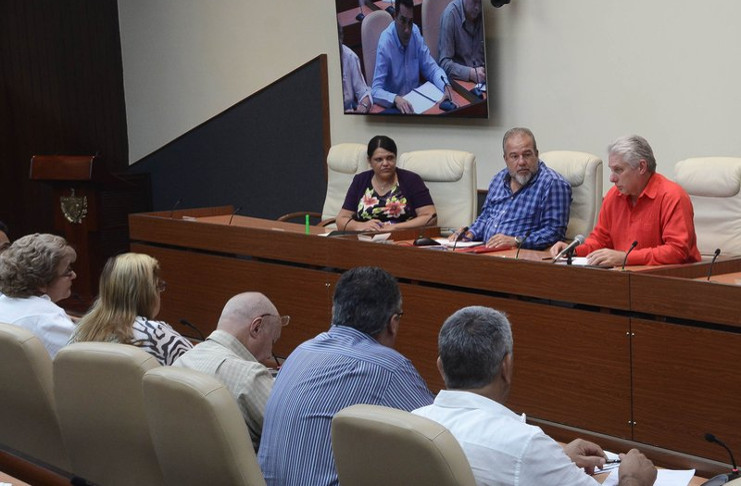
[551,135,701,266]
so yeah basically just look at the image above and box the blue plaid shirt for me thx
[470,161,572,249]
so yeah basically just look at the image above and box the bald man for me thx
[173,292,289,451]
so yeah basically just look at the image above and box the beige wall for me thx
[119,0,741,192]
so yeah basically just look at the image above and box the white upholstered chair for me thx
[143,367,266,486]
[331,404,477,486]
[540,150,603,240]
[0,322,70,471]
[422,0,454,61]
[361,10,393,82]
[674,157,741,256]
[54,342,164,486]
[398,149,477,229]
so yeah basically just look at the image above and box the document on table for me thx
[601,468,696,486]
[433,237,483,248]
[403,82,444,113]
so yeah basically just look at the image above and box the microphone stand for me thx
[706,248,721,281]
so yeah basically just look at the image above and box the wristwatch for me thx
[514,236,523,248]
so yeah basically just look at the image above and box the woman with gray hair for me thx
[0,233,77,357]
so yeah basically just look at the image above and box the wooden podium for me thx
[29,155,150,312]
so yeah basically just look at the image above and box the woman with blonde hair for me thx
[0,233,77,357]
[71,252,192,365]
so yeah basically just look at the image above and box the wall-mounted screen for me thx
[337,0,488,118]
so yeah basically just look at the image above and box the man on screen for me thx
[550,135,701,266]
[438,0,486,83]
[371,0,454,114]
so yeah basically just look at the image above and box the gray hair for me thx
[502,127,538,154]
[331,267,401,336]
[607,135,656,172]
[438,306,513,389]
[0,233,75,297]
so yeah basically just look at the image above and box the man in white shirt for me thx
[413,306,657,486]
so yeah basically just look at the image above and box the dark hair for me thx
[367,135,398,159]
[438,306,513,389]
[331,266,401,336]
[395,0,414,14]
[0,221,8,235]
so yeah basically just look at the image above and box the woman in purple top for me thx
[335,135,437,232]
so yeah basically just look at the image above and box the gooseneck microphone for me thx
[621,240,638,271]
[228,206,242,225]
[514,229,532,259]
[439,75,457,111]
[413,213,440,246]
[179,319,206,341]
[471,64,483,99]
[702,433,739,485]
[707,248,722,281]
[552,234,585,263]
[451,226,469,252]
[169,198,182,219]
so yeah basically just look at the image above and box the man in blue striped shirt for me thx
[257,266,434,486]
[454,127,572,250]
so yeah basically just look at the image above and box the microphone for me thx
[552,234,585,263]
[514,229,532,259]
[706,248,721,281]
[179,319,205,341]
[169,198,182,219]
[491,0,511,6]
[228,206,242,225]
[621,240,638,271]
[451,226,469,252]
[439,75,457,111]
[471,64,483,99]
[413,213,440,246]
[702,433,739,485]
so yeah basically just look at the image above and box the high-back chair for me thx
[0,322,70,471]
[397,149,477,229]
[540,150,603,240]
[54,342,164,486]
[361,10,393,83]
[142,367,266,486]
[422,0,454,61]
[675,157,741,256]
[331,404,477,486]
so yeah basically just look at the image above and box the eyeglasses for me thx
[260,314,290,327]
[157,280,167,292]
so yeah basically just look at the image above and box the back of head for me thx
[0,233,74,298]
[331,266,401,336]
[607,135,656,172]
[438,306,513,389]
[367,135,398,158]
[74,253,160,343]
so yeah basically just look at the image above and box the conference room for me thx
[1,0,740,485]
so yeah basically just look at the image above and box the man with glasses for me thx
[173,292,288,452]
[258,266,433,486]
[371,0,454,113]
[452,127,572,250]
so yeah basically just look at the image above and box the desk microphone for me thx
[552,234,584,263]
[179,319,205,341]
[452,226,469,252]
[228,206,242,225]
[169,198,182,219]
[514,229,532,259]
[471,64,484,99]
[413,213,440,246]
[702,433,739,485]
[439,75,457,111]
[706,248,721,281]
[621,240,638,271]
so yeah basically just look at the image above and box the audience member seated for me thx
[0,233,76,357]
[70,252,192,365]
[0,220,9,252]
[550,135,701,266]
[452,127,572,249]
[339,22,372,113]
[257,266,433,486]
[371,0,453,114]
[174,291,287,451]
[413,305,658,486]
[438,0,486,84]
[335,135,437,232]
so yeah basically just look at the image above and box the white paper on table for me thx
[433,238,483,248]
[601,468,696,486]
[357,233,391,243]
[402,82,444,114]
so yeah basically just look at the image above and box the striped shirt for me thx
[470,161,572,249]
[257,325,434,486]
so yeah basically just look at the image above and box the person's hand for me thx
[550,241,568,258]
[617,449,657,486]
[356,97,370,113]
[485,233,517,249]
[394,95,414,114]
[448,227,473,242]
[470,66,486,82]
[586,248,626,267]
[562,438,606,475]
[358,219,386,232]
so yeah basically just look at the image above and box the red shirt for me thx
[576,173,701,265]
